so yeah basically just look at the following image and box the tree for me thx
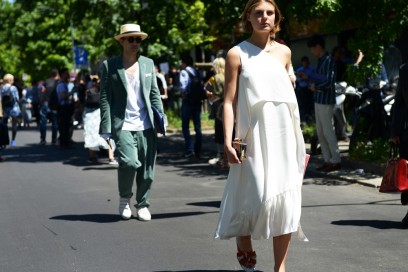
[0,0,407,82]
[283,0,408,83]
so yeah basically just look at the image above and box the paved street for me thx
[0,126,407,272]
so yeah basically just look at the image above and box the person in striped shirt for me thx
[300,34,341,172]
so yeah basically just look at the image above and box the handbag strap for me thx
[389,142,400,159]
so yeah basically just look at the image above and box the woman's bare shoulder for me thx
[276,42,291,56]
[226,47,241,66]
[227,46,241,58]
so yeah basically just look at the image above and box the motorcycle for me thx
[348,79,395,152]
[333,81,348,140]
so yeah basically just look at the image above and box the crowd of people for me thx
[0,0,407,270]
[0,68,119,165]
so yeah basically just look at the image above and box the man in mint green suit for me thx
[99,24,164,221]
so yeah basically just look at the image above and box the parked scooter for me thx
[333,82,348,140]
[348,80,395,152]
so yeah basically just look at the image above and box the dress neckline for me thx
[242,40,286,70]
[244,40,270,53]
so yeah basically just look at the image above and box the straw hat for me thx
[114,24,148,41]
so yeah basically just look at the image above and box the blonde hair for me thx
[3,73,14,84]
[212,57,225,76]
[241,0,282,35]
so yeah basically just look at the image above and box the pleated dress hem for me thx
[214,184,308,242]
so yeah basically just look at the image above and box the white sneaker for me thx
[109,159,119,166]
[119,198,132,220]
[208,157,220,165]
[137,207,151,221]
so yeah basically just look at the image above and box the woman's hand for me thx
[391,136,400,144]
[225,144,241,164]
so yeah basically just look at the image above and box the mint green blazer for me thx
[99,55,164,138]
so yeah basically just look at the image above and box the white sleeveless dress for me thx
[214,41,308,241]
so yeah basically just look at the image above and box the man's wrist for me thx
[100,133,112,140]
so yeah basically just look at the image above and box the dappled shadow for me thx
[1,132,117,170]
[155,134,229,179]
[303,176,354,186]
[331,219,405,229]
[1,138,89,164]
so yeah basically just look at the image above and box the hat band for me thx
[121,31,144,35]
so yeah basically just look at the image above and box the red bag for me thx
[379,145,408,193]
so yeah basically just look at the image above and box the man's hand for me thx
[309,83,317,92]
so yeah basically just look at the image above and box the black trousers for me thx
[58,104,74,147]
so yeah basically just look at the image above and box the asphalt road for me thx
[0,126,407,272]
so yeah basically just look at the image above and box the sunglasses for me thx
[124,37,143,44]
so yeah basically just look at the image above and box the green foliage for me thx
[349,138,389,163]
[300,121,316,141]
[165,107,214,131]
[0,0,407,82]
[165,108,182,130]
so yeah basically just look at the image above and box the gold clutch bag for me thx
[232,138,247,161]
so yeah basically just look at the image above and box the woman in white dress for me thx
[214,1,308,271]
[83,78,118,165]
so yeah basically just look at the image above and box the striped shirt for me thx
[310,52,336,105]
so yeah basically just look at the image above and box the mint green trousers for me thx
[116,128,157,208]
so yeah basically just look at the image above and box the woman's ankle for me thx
[236,236,253,252]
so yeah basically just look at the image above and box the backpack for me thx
[48,86,60,110]
[1,86,15,108]
[186,70,205,103]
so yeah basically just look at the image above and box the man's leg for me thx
[116,130,139,199]
[181,100,193,155]
[57,108,66,147]
[319,104,341,164]
[134,128,157,208]
[39,105,47,143]
[51,110,58,143]
[192,103,202,156]
[314,103,330,163]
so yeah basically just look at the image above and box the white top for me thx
[122,65,151,131]
[156,72,168,89]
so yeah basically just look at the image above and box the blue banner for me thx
[74,45,89,66]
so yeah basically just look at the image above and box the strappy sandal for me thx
[236,247,257,272]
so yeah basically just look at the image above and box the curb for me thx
[308,155,383,189]
[160,131,384,189]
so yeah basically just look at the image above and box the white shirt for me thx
[156,72,168,89]
[122,66,151,131]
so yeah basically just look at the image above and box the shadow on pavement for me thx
[152,211,218,220]
[186,201,221,208]
[2,140,118,169]
[49,211,219,223]
[154,270,264,272]
[303,198,400,209]
[50,214,121,223]
[156,135,229,179]
[303,176,354,186]
[331,219,404,229]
